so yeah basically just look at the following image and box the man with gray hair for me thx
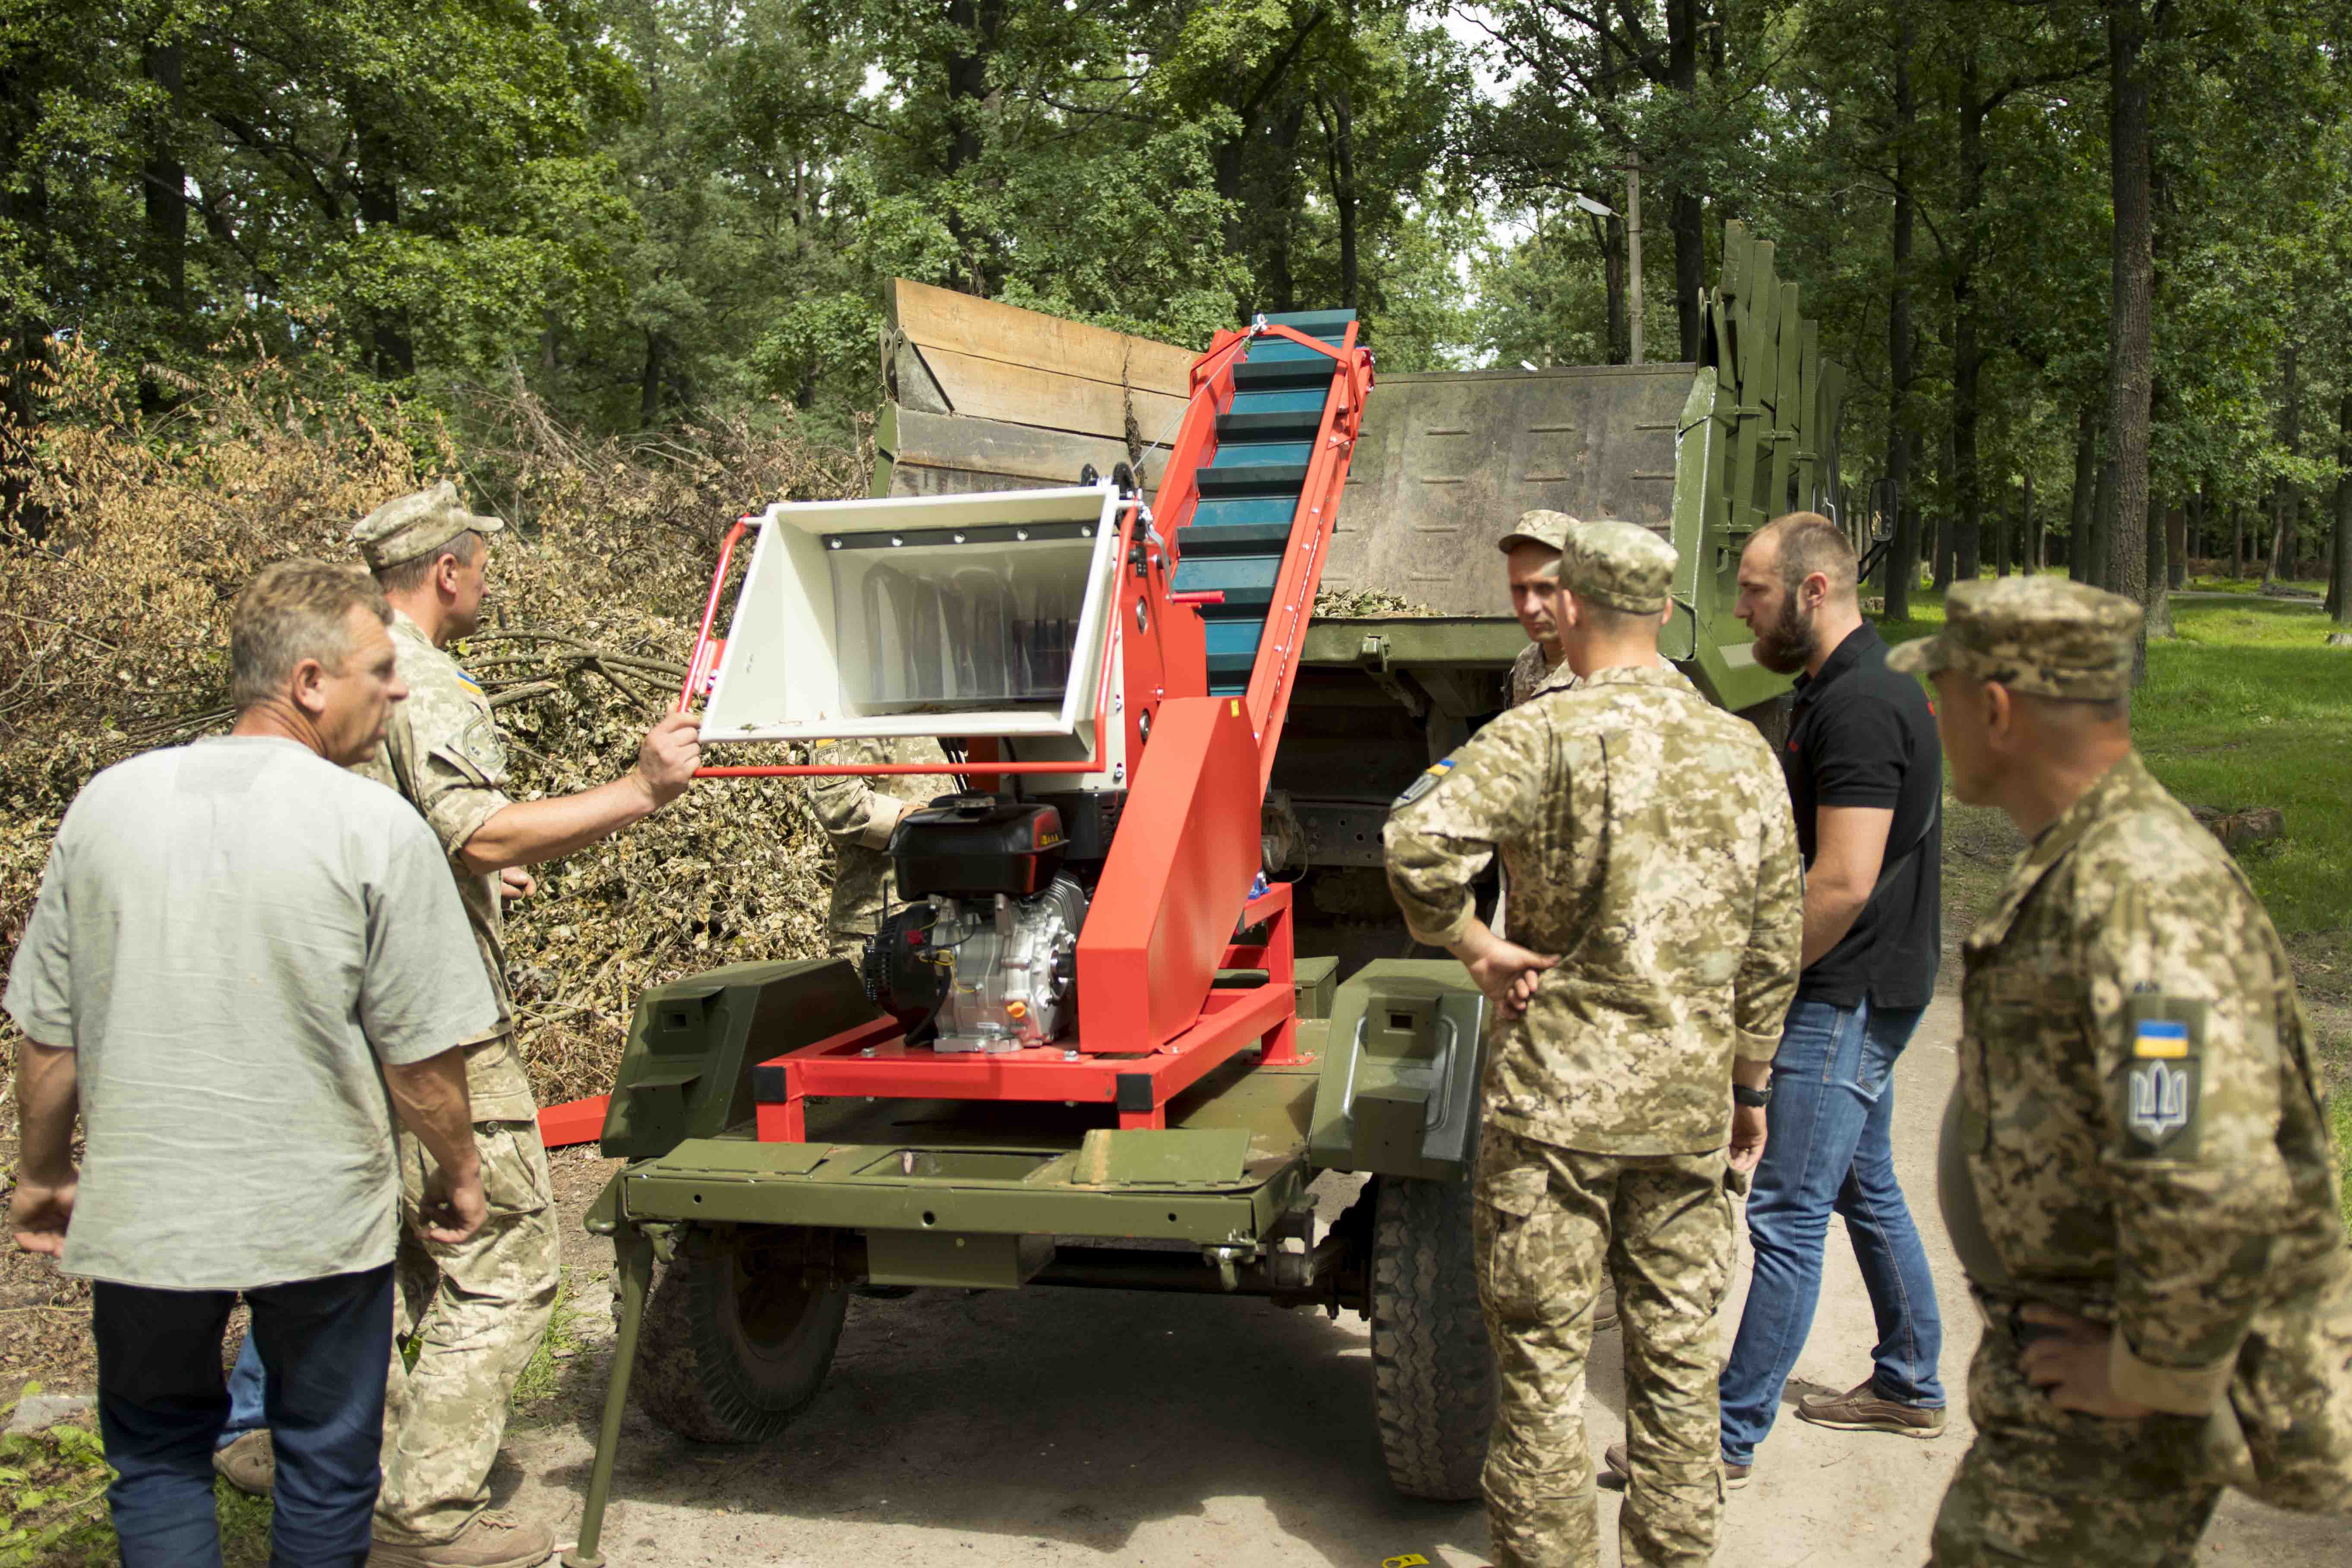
[215,483,701,1567]
[6,560,492,1568]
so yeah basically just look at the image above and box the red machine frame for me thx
[538,319,1373,1151]
[754,882,1299,1139]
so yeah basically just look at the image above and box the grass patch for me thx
[0,1386,275,1567]
[509,1274,580,1415]
[1883,587,2352,957]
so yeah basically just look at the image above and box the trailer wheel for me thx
[635,1224,849,1443]
[1369,1175,1496,1500]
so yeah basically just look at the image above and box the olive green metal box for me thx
[1307,959,1485,1181]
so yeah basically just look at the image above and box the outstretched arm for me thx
[457,712,701,872]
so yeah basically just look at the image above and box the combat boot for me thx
[1601,1440,1751,1491]
[368,1512,555,1568]
[212,1429,274,1495]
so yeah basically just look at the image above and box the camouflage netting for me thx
[0,347,868,1106]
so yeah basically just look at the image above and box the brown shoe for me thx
[212,1429,275,1495]
[1795,1379,1947,1439]
[1594,1282,1620,1334]
[1601,1442,1751,1492]
[369,1513,556,1568]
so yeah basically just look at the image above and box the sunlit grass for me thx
[1884,585,2352,942]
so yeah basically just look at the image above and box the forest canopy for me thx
[5,0,2352,610]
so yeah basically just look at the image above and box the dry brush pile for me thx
[0,346,869,1107]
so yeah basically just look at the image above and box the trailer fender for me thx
[600,958,879,1160]
[1306,959,1485,1181]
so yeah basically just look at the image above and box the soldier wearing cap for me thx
[1386,521,1803,1568]
[216,483,704,1566]
[1498,510,1576,707]
[1896,577,2352,1565]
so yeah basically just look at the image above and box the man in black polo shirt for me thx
[1716,512,1946,1481]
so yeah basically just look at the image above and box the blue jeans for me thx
[218,1333,267,1448]
[91,1264,393,1568]
[1718,997,1943,1466]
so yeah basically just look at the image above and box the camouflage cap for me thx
[351,481,505,571]
[1496,508,1579,556]
[1560,519,1676,614]
[1885,577,2140,700]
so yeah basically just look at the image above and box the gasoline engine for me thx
[861,796,1090,1054]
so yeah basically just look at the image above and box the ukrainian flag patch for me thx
[1392,757,1455,809]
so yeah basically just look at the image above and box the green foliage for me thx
[4,0,2350,606]
[0,1385,111,1567]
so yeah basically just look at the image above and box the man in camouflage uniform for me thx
[802,739,955,961]
[1894,577,2352,1566]
[1500,510,1576,707]
[207,485,703,1565]
[1385,521,1804,1568]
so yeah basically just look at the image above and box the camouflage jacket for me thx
[352,610,536,1120]
[1384,663,1803,1155]
[1956,750,2349,1415]
[1507,641,1564,708]
[802,738,956,942]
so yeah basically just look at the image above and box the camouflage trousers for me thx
[376,1120,562,1545]
[1929,1302,2222,1566]
[1473,1130,1735,1568]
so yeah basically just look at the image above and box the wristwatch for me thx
[1732,1080,1773,1109]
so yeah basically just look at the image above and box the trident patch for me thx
[2119,1018,2201,1159]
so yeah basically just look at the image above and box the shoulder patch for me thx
[453,669,486,699]
[1391,757,1455,811]
[2117,1004,2206,1160]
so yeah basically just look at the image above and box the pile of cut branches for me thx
[1,347,867,1105]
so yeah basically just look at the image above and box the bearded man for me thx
[1710,512,1948,1479]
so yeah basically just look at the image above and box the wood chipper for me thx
[556,225,1844,1567]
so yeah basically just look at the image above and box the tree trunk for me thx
[2264,341,2300,586]
[1949,54,1987,584]
[2166,505,2185,590]
[2331,389,2352,622]
[1878,11,1918,620]
[0,54,52,540]
[1320,88,1360,311]
[351,97,415,377]
[1667,0,1706,361]
[2146,491,2173,637]
[2230,502,2243,579]
[2025,469,2040,571]
[2091,441,2118,589]
[2068,404,2097,581]
[2103,0,2154,672]
[639,329,662,428]
[1599,213,1631,365]
[139,43,186,418]
[1932,411,1956,590]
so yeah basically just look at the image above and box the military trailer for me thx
[556,224,1844,1567]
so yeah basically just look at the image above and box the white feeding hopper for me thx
[701,483,1128,746]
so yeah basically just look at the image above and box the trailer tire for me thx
[1369,1175,1496,1501]
[635,1224,849,1444]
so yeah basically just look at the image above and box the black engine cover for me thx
[890,797,1067,899]
[862,900,947,1036]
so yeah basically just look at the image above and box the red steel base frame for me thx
[754,884,1301,1139]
